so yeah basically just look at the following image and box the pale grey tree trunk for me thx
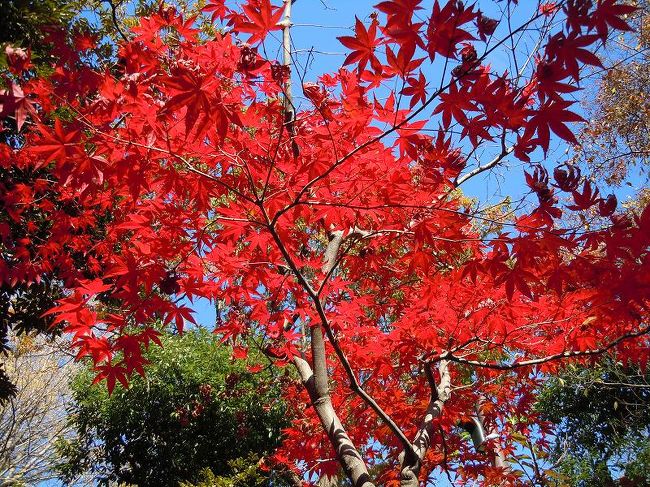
[293,351,374,487]
[399,361,451,487]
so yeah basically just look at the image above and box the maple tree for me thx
[1,0,649,485]
[0,0,146,401]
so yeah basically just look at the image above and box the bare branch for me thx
[455,142,514,186]
[437,324,650,370]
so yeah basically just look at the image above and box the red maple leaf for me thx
[385,45,424,76]
[568,180,600,211]
[30,119,82,166]
[376,0,424,52]
[74,32,98,51]
[401,71,428,108]
[162,68,222,136]
[236,0,284,44]
[93,362,129,394]
[202,0,229,22]
[547,32,603,81]
[163,304,197,334]
[338,17,383,73]
[0,81,37,131]
[426,0,477,60]
[432,82,477,128]
[523,99,584,152]
[588,0,638,41]
[375,0,423,17]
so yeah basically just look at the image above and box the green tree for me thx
[0,0,81,57]
[56,329,292,486]
[536,359,650,486]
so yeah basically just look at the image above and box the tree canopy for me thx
[0,1,649,485]
[57,329,290,486]
[572,0,650,189]
[537,359,650,486]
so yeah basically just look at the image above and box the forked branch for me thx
[399,361,452,487]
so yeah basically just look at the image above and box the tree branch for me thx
[437,324,650,370]
[399,361,452,487]
[102,0,129,42]
[455,140,514,186]
[261,208,418,469]
[473,396,507,470]
[280,0,299,157]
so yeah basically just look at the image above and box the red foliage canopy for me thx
[1,0,648,485]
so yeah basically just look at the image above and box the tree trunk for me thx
[399,361,451,487]
[294,353,374,487]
